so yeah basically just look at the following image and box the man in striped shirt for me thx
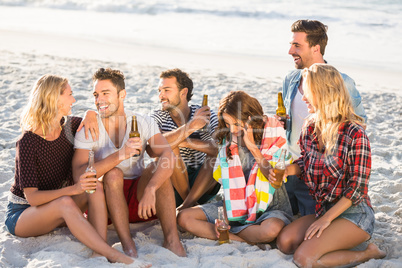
[150,69,220,210]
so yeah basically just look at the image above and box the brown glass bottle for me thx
[85,150,97,194]
[217,206,230,244]
[276,92,287,130]
[272,149,287,189]
[200,94,210,132]
[129,115,141,157]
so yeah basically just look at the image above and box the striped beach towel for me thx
[213,116,290,223]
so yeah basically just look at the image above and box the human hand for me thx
[121,137,142,159]
[189,106,211,131]
[304,216,331,240]
[273,114,288,129]
[78,110,99,141]
[76,171,97,194]
[242,117,259,152]
[138,188,156,220]
[214,218,231,239]
[268,166,288,185]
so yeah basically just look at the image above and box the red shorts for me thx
[123,178,158,223]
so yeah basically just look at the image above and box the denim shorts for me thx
[5,202,30,235]
[200,184,293,234]
[324,201,375,236]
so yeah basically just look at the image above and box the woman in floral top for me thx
[270,64,386,267]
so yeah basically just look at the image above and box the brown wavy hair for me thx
[216,91,265,159]
[160,68,193,101]
[291,19,328,56]
[92,68,125,93]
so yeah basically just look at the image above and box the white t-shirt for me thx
[289,89,309,159]
[74,112,160,180]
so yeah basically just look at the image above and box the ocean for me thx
[0,0,401,72]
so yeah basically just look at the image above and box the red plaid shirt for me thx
[294,121,372,217]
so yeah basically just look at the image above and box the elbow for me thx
[24,196,39,207]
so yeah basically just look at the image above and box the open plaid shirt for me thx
[294,121,372,217]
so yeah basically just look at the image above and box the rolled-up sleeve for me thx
[344,130,371,204]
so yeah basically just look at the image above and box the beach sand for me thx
[0,29,401,267]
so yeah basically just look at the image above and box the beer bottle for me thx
[272,149,286,189]
[217,206,230,244]
[129,115,141,157]
[276,92,287,130]
[200,94,210,132]
[85,150,97,194]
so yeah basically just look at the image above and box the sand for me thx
[0,28,401,267]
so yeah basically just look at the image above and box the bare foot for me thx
[366,243,386,259]
[127,259,152,268]
[90,252,104,258]
[163,240,187,257]
[122,239,138,258]
[256,243,271,251]
[108,249,135,265]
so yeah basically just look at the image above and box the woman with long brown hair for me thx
[177,91,292,245]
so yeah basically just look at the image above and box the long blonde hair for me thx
[302,64,364,154]
[20,74,68,133]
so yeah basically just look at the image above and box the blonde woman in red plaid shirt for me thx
[270,64,386,267]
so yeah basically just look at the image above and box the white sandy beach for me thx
[0,4,402,267]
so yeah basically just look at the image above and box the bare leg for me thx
[103,168,138,257]
[170,147,190,201]
[179,155,217,211]
[293,218,386,268]
[277,214,316,254]
[137,162,186,257]
[177,206,246,242]
[14,196,134,265]
[86,181,108,241]
[236,217,285,244]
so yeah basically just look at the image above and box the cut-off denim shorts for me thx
[5,202,30,235]
[324,200,375,237]
[200,184,293,234]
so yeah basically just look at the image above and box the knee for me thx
[103,168,124,188]
[277,230,297,254]
[177,210,191,231]
[293,247,316,268]
[257,222,283,243]
[56,196,79,213]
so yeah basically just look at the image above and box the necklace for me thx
[41,124,62,140]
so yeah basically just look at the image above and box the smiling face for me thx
[288,32,317,69]
[93,79,125,118]
[222,112,244,137]
[57,83,75,116]
[158,77,186,112]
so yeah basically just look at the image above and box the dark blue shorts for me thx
[5,202,30,235]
